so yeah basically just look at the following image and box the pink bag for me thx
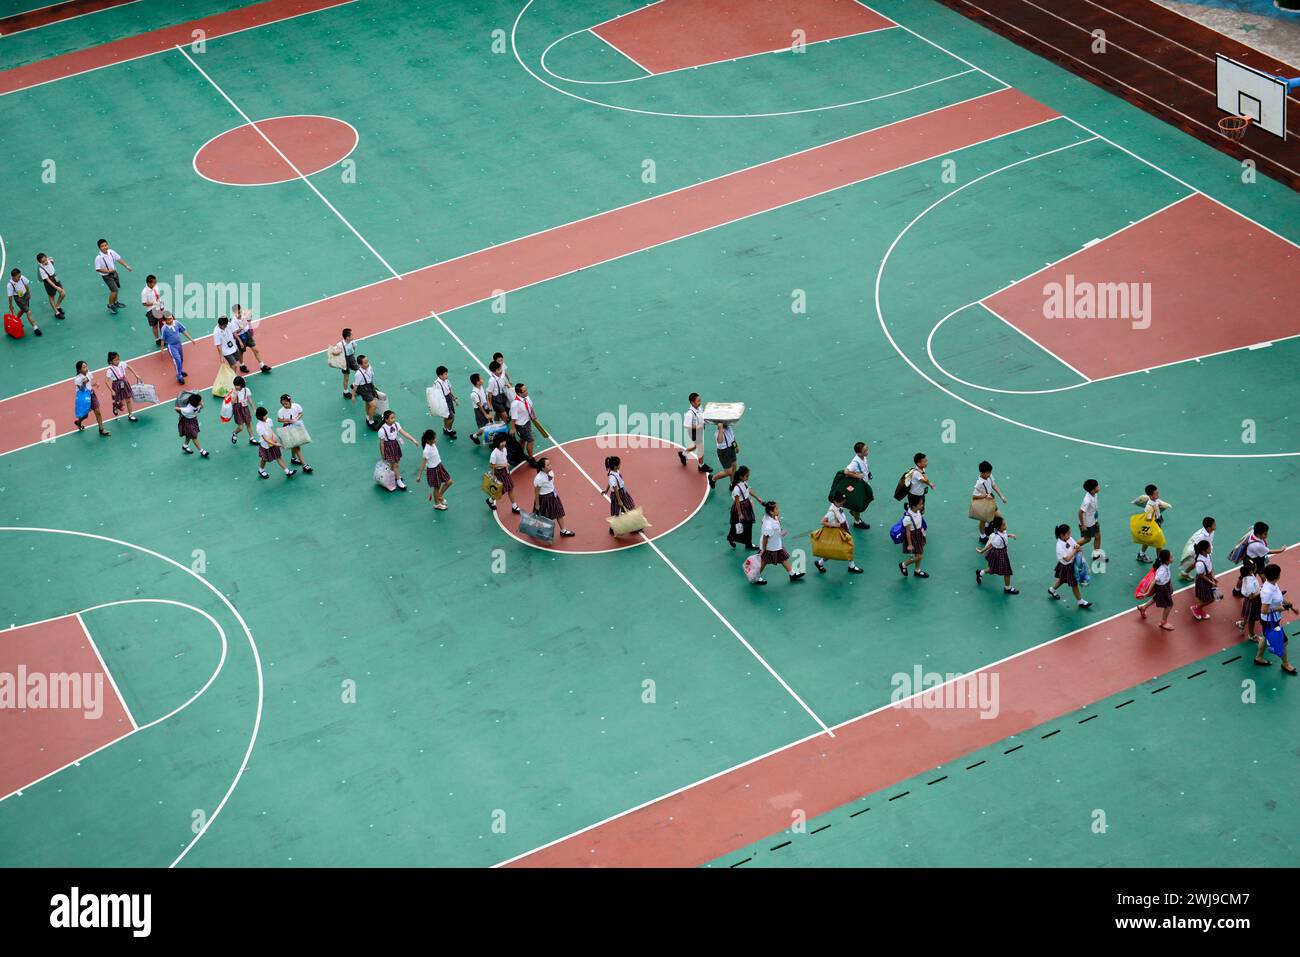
[1134,568,1156,599]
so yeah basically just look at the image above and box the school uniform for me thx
[141,285,165,331]
[608,471,635,516]
[985,530,1013,576]
[106,362,133,413]
[471,385,490,429]
[1193,553,1216,604]
[94,249,122,292]
[234,311,257,349]
[1151,563,1174,608]
[728,480,756,548]
[488,373,510,415]
[1054,537,1078,585]
[352,366,378,402]
[1245,534,1270,563]
[256,419,283,464]
[1240,574,1262,630]
[760,515,788,565]
[421,443,452,488]
[907,467,929,497]
[715,425,737,469]
[7,276,32,316]
[73,372,100,414]
[276,402,303,432]
[1079,491,1099,540]
[534,470,565,519]
[231,387,253,427]
[38,260,61,297]
[379,422,403,464]
[903,508,925,555]
[177,401,201,439]
[510,395,535,444]
[340,339,358,372]
[1260,581,1286,636]
[214,324,240,366]
[434,378,455,418]
[684,405,704,447]
[490,446,514,493]
[160,321,188,381]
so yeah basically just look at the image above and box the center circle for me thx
[494,435,710,553]
[193,115,358,186]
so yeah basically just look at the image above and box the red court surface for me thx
[982,193,1300,381]
[193,115,358,185]
[0,615,135,800]
[0,88,1056,458]
[593,0,894,74]
[0,0,355,95]
[509,547,1299,867]
[0,0,136,37]
[495,437,710,553]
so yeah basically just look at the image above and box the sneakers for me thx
[434,502,448,510]
[1136,551,1152,563]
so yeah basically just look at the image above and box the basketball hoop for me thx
[1218,114,1253,142]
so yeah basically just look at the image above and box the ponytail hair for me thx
[604,456,621,471]
[1054,523,1070,538]
[764,500,778,516]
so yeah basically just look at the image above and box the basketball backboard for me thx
[1216,54,1292,138]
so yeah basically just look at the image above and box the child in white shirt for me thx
[1048,523,1092,608]
[1137,548,1175,630]
[753,501,803,585]
[276,393,313,474]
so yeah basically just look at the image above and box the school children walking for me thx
[336,329,358,398]
[377,411,417,490]
[177,392,208,457]
[680,393,711,472]
[36,254,65,320]
[1077,479,1103,562]
[229,377,255,445]
[1190,540,1219,621]
[277,394,313,473]
[1180,517,1216,581]
[606,456,635,535]
[159,313,194,383]
[141,275,167,346]
[487,435,521,513]
[93,239,132,313]
[1233,522,1282,595]
[1255,563,1297,674]
[815,491,864,575]
[232,304,272,373]
[469,373,490,444]
[416,429,453,509]
[970,460,1006,542]
[753,501,803,585]
[976,515,1018,593]
[841,442,873,529]
[255,407,295,479]
[433,366,457,439]
[509,383,540,460]
[907,452,936,498]
[7,269,39,335]
[352,355,383,429]
[1048,524,1092,608]
[1137,549,1175,630]
[104,352,140,422]
[1236,557,1265,637]
[727,466,762,551]
[532,457,576,537]
[899,494,928,579]
[72,361,109,435]
[708,421,739,489]
[487,360,511,422]
[1134,484,1171,563]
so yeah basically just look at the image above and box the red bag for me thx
[4,314,24,339]
[1134,568,1157,599]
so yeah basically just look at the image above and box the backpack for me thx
[1227,531,1252,565]
[892,469,911,501]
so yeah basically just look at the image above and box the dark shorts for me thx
[239,330,256,349]
[42,279,61,296]
[1080,522,1099,540]
[717,444,737,469]
[221,352,239,367]
[474,407,490,428]
[514,422,534,445]
[1153,582,1174,608]
[345,353,359,372]
[687,426,702,446]
[12,296,30,316]
[101,271,120,292]
[355,382,378,402]
[491,393,510,414]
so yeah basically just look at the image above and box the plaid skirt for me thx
[425,463,451,487]
[381,439,402,463]
[259,444,282,463]
[610,488,636,516]
[1054,560,1076,586]
[1194,575,1216,603]
[1152,581,1174,608]
[109,377,132,413]
[905,529,926,556]
[1241,594,1261,628]
[536,491,565,519]
[761,548,789,565]
[494,465,514,493]
[232,403,252,426]
[732,498,755,524]
[985,546,1013,576]
[178,416,199,438]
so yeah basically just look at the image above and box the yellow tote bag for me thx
[1129,512,1166,548]
[211,362,236,398]
[810,527,854,562]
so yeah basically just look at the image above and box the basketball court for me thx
[0,0,1297,870]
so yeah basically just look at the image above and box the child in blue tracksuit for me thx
[159,312,194,383]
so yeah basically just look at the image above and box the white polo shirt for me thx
[6,276,29,298]
[256,419,276,449]
[214,324,239,355]
[277,403,303,427]
[846,454,869,478]
[510,396,533,426]
[141,285,164,316]
[1055,537,1077,563]
[1246,535,1270,560]
[1080,492,1099,527]
[908,468,928,495]
[1260,581,1284,617]
[534,470,555,495]
[422,443,443,469]
[760,516,783,551]
[94,249,121,273]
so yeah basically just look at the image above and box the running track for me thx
[0,88,1057,457]
[506,547,1299,867]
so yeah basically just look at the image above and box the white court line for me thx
[542,25,897,86]
[588,27,655,76]
[513,0,994,119]
[0,0,360,97]
[494,541,1299,867]
[946,0,1300,170]
[1,598,229,805]
[0,90,1056,458]
[190,113,360,188]
[0,0,143,38]
[875,135,1300,457]
[428,311,834,736]
[0,527,263,868]
[75,611,138,731]
[176,45,399,278]
[983,304,1093,382]
[585,0,664,33]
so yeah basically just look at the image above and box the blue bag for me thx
[74,388,92,419]
[1263,616,1287,657]
[519,511,555,544]
[482,422,509,446]
[1074,550,1090,585]
[889,512,926,545]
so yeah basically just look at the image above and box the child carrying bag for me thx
[743,554,762,582]
[220,394,234,424]
[326,346,347,370]
[278,424,311,449]
[373,460,397,491]
[131,382,158,405]
[968,497,997,522]
[519,511,555,543]
[74,389,93,419]
[426,386,450,418]
[1129,512,1165,548]
[608,507,650,536]
[892,469,912,501]
[810,526,854,562]
[5,314,25,338]
[482,471,505,501]
[1134,568,1157,599]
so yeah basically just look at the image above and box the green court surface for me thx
[0,0,1297,868]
